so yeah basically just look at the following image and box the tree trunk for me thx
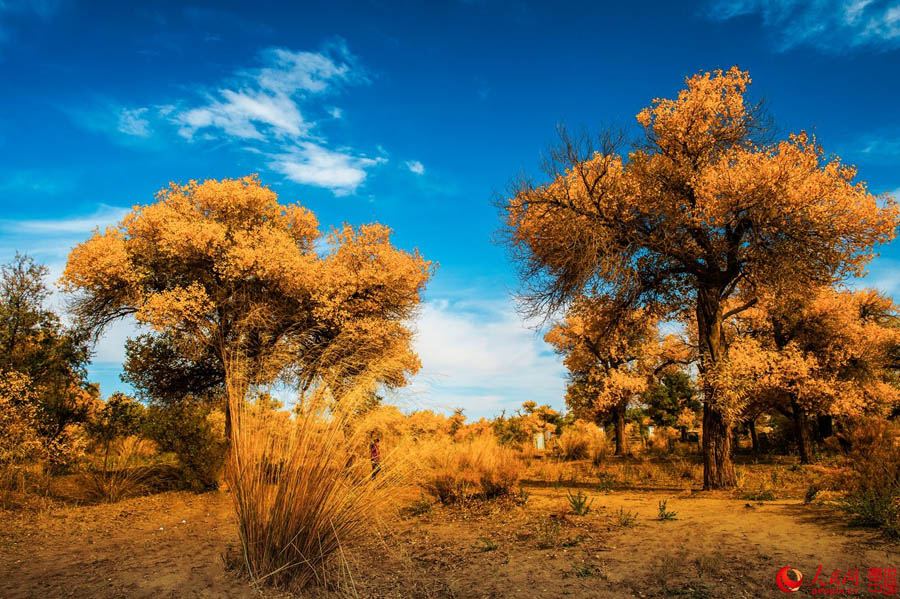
[614,403,627,456]
[790,396,813,465]
[696,286,737,489]
[702,403,737,489]
[749,417,759,453]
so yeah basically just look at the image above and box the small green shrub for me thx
[657,499,678,521]
[566,489,593,515]
[742,485,776,501]
[474,537,498,552]
[573,562,600,578]
[616,506,638,527]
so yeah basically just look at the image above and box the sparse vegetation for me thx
[657,499,677,521]
[566,488,593,515]
[616,506,639,527]
[535,516,561,549]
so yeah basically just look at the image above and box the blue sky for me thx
[1,0,899,418]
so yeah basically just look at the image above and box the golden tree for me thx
[62,176,432,435]
[502,67,898,488]
[718,287,900,463]
[545,298,659,455]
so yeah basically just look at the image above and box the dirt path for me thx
[1,488,896,599]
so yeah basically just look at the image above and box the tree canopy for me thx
[502,67,899,487]
[62,176,433,426]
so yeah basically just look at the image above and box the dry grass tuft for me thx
[420,436,523,504]
[224,355,403,592]
[81,436,154,503]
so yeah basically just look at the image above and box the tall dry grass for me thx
[554,420,608,462]
[223,352,405,591]
[839,419,900,537]
[81,436,155,503]
[418,435,523,504]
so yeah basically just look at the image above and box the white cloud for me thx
[173,45,355,142]
[177,88,308,140]
[707,0,900,51]
[117,107,151,137]
[404,298,567,419]
[97,41,384,195]
[254,46,359,94]
[405,160,425,175]
[270,142,386,196]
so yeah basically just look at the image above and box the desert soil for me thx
[1,486,896,599]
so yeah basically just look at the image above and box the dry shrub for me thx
[840,419,900,537]
[82,436,154,503]
[649,426,679,453]
[226,377,396,591]
[555,420,605,461]
[420,436,523,504]
[145,402,227,491]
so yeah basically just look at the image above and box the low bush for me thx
[81,436,153,503]
[145,401,226,491]
[840,419,900,538]
[420,436,523,504]
[554,420,606,462]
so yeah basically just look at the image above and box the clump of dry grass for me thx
[81,436,153,503]
[224,354,402,592]
[839,419,900,537]
[553,420,606,462]
[419,436,523,504]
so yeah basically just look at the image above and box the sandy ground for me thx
[1,486,896,599]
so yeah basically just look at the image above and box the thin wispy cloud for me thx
[3,205,129,235]
[405,160,425,175]
[706,0,900,51]
[858,134,900,162]
[270,142,386,196]
[94,40,385,196]
[117,107,152,137]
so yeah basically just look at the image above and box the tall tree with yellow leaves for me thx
[545,298,687,455]
[62,175,432,437]
[502,68,898,488]
[718,287,900,463]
